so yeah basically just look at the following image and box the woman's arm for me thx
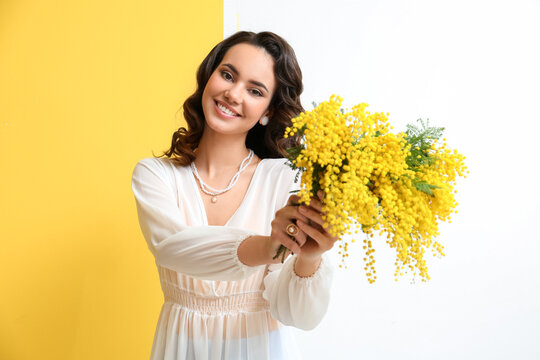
[132,158,266,281]
[262,192,338,330]
[237,235,273,266]
[237,234,321,271]
[238,191,318,267]
[263,253,334,330]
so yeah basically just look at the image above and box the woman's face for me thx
[201,43,276,137]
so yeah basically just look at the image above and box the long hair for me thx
[156,31,304,166]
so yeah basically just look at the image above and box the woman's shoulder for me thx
[259,157,298,182]
[258,158,300,206]
[132,156,191,182]
[133,157,167,175]
[134,156,189,171]
[260,157,293,173]
[260,157,291,168]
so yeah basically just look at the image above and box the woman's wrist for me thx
[238,235,278,266]
[294,254,323,278]
[265,235,286,264]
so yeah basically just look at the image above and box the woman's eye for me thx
[221,71,233,81]
[249,89,263,97]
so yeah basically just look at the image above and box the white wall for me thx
[225,1,540,359]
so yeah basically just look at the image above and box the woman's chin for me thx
[203,122,250,138]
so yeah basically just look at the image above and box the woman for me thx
[131,31,337,360]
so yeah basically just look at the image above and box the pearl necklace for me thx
[190,149,254,203]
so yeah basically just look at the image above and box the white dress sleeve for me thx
[263,254,334,330]
[131,158,265,281]
[262,164,335,331]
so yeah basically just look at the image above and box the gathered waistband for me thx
[162,285,270,315]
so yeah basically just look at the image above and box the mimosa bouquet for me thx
[275,95,468,283]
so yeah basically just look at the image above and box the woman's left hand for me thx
[295,190,339,263]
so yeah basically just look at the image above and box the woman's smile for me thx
[201,43,276,136]
[214,100,241,118]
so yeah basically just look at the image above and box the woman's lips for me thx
[215,100,240,118]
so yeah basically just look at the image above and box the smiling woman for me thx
[131,31,337,360]
[161,32,305,164]
[201,43,276,137]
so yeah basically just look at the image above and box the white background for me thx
[225,1,540,359]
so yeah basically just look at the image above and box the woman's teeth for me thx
[217,102,238,116]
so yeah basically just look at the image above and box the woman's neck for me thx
[194,130,254,178]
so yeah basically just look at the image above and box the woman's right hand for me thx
[267,194,310,264]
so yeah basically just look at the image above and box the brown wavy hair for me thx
[156,31,304,166]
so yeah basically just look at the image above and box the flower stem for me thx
[273,245,288,263]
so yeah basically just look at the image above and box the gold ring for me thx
[286,223,299,236]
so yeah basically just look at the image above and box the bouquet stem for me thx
[273,244,289,263]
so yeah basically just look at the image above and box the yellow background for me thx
[0,1,222,358]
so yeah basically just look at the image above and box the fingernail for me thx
[317,190,324,199]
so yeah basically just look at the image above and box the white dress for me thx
[131,156,334,360]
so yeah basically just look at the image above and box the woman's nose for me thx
[224,85,242,104]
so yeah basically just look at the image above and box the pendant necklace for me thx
[191,149,254,203]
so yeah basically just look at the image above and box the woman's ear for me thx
[259,109,273,126]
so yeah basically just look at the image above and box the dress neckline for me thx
[188,158,266,227]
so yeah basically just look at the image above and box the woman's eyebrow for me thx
[223,63,269,93]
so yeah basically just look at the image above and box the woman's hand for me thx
[295,190,339,264]
[267,191,338,268]
[267,194,310,264]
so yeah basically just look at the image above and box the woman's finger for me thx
[297,219,336,252]
[306,196,323,212]
[287,194,301,206]
[288,224,308,247]
[275,204,309,224]
[277,230,302,254]
[273,216,308,248]
[298,204,325,228]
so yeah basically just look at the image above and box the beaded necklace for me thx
[190,149,254,203]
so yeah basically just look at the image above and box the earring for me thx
[260,116,269,126]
